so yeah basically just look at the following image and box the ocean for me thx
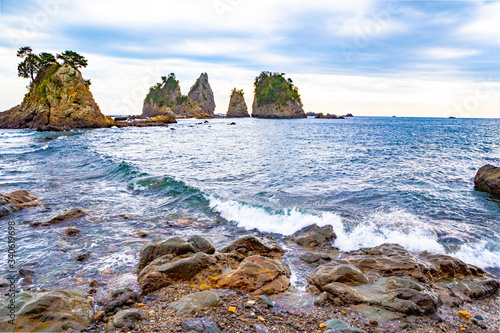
[1,116,499,290]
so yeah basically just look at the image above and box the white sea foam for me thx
[208,196,500,269]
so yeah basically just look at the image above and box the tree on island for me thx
[56,50,88,68]
[17,46,41,81]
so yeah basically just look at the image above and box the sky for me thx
[0,0,499,117]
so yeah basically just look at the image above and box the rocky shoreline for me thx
[0,191,499,332]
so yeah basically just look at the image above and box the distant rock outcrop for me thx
[143,74,204,119]
[188,73,215,116]
[0,64,112,131]
[226,88,249,118]
[474,164,500,195]
[251,72,306,119]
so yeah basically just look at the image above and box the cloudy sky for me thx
[1,0,499,117]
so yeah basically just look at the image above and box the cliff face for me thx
[188,73,215,116]
[143,75,205,118]
[0,64,112,131]
[226,89,249,118]
[251,72,306,119]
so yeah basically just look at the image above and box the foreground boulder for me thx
[138,235,290,296]
[170,291,220,316]
[188,73,216,117]
[0,64,113,131]
[474,164,500,195]
[226,88,249,118]
[251,72,306,119]
[307,243,499,317]
[0,190,39,218]
[0,290,92,332]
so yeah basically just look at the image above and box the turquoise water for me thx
[1,117,499,289]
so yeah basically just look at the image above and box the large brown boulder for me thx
[0,64,113,131]
[137,236,196,272]
[188,73,216,116]
[219,235,285,259]
[215,255,291,295]
[307,263,369,287]
[0,190,39,218]
[474,164,500,195]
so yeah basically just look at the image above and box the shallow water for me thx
[1,116,499,291]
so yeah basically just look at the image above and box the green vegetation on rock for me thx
[253,71,301,107]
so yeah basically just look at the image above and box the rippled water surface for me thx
[1,117,499,289]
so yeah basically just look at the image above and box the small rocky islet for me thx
[1,190,499,332]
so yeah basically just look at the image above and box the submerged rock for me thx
[0,290,93,332]
[226,88,249,118]
[474,164,500,195]
[251,72,306,119]
[31,207,88,227]
[0,190,39,218]
[0,64,113,131]
[188,73,216,116]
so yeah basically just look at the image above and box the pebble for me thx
[474,315,484,321]
[229,306,237,313]
[432,315,443,323]
[457,311,472,319]
[136,303,146,307]
[94,311,104,321]
[89,279,98,287]
[369,320,379,326]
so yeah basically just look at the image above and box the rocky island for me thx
[226,88,249,118]
[251,72,306,119]
[188,73,216,117]
[143,73,215,119]
[0,48,113,131]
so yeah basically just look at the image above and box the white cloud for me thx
[420,47,479,60]
[459,2,500,45]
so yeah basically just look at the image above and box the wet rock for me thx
[62,227,81,236]
[0,190,39,218]
[314,291,330,306]
[19,267,35,277]
[215,255,291,295]
[102,291,139,313]
[0,289,92,332]
[108,309,147,329]
[299,252,332,265]
[31,207,88,227]
[110,287,133,298]
[322,282,366,304]
[474,164,500,195]
[75,250,91,262]
[138,236,196,272]
[219,235,285,259]
[290,224,336,249]
[464,278,499,299]
[258,295,275,307]
[0,278,10,287]
[374,288,442,316]
[418,251,479,279]
[307,263,369,287]
[21,276,34,286]
[385,277,425,291]
[324,318,366,333]
[170,291,220,316]
[181,317,221,333]
[136,231,148,238]
[188,235,216,254]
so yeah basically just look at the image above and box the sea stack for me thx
[474,164,500,195]
[142,74,202,119]
[188,73,215,117]
[226,88,249,118]
[0,64,112,131]
[251,71,306,119]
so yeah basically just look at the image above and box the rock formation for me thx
[0,190,39,218]
[474,164,500,195]
[0,64,113,131]
[142,74,204,119]
[188,73,216,116]
[251,71,306,119]
[226,88,249,118]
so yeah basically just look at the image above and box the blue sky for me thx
[1,0,499,117]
